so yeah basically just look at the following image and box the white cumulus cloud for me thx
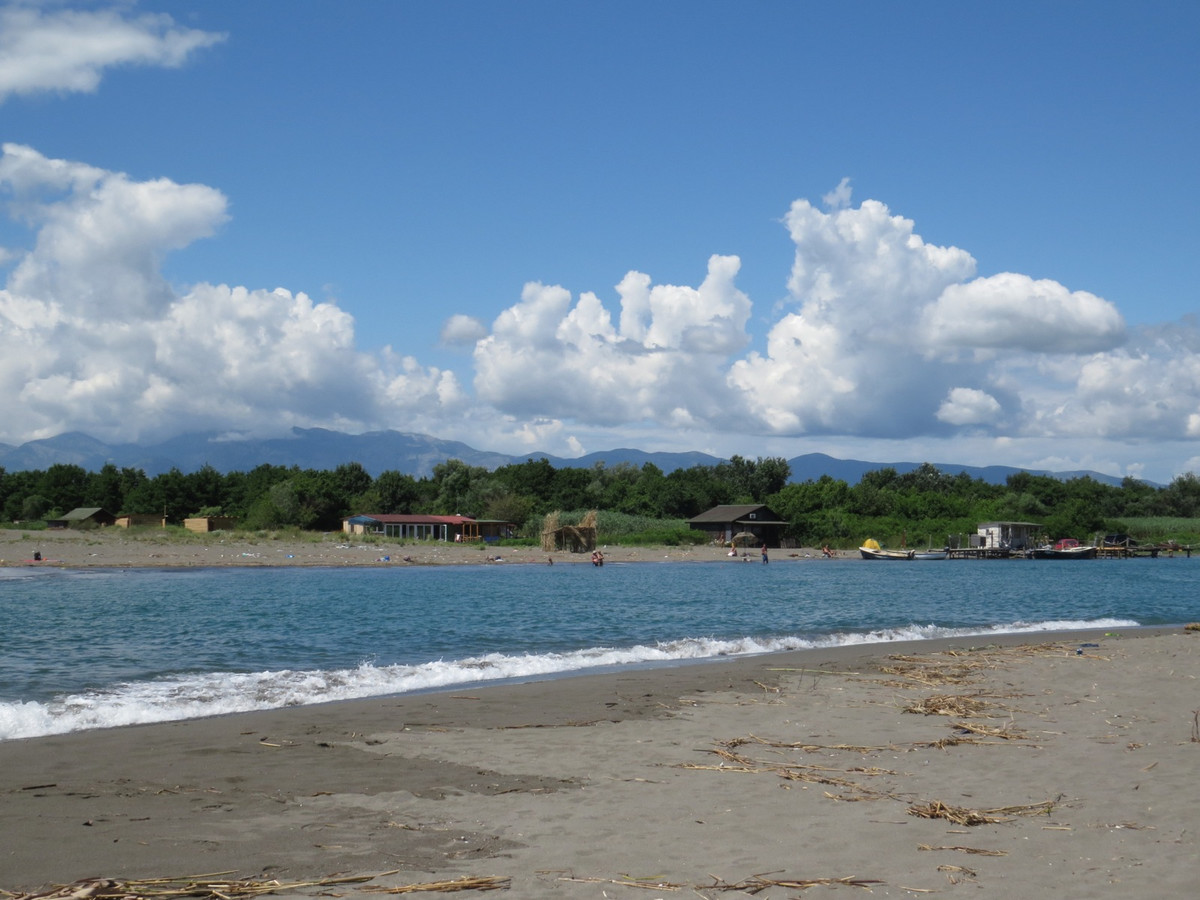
[440,314,487,346]
[473,255,752,427]
[6,146,1200,482]
[921,272,1125,353]
[0,144,464,444]
[937,387,1003,426]
[0,4,225,102]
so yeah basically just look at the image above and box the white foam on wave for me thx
[0,616,1138,740]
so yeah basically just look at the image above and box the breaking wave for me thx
[0,617,1136,740]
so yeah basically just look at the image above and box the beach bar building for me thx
[687,504,788,548]
[343,513,476,542]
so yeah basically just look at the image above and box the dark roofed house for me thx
[687,504,789,548]
[47,507,116,529]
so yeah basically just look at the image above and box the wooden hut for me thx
[687,504,788,548]
[184,516,238,533]
[46,507,116,529]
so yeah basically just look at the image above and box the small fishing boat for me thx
[859,539,914,560]
[911,549,949,560]
[1031,538,1097,560]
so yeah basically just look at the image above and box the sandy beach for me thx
[2,625,1197,897]
[0,528,842,569]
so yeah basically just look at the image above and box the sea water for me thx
[1,557,1196,740]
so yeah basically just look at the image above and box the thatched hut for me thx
[541,509,598,553]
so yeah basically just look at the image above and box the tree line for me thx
[3,457,1199,545]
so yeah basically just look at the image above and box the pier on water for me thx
[942,542,1191,560]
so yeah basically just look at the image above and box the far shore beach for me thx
[2,529,1198,897]
[0,527,844,569]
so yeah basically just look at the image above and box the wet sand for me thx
[2,628,1198,897]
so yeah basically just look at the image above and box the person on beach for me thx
[761,544,768,564]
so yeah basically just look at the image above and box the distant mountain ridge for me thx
[0,428,1133,487]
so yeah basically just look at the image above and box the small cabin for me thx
[975,521,1042,551]
[114,514,166,528]
[184,516,238,533]
[687,504,788,548]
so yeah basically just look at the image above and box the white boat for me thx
[911,550,948,560]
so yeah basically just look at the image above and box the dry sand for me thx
[2,626,1198,898]
[0,528,844,569]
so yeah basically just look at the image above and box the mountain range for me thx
[0,427,1134,487]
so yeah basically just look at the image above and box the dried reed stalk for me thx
[917,844,1008,856]
[2,874,378,900]
[903,694,1007,717]
[908,798,1055,826]
[556,875,683,891]
[724,734,894,753]
[948,721,1035,741]
[876,663,978,687]
[358,875,510,893]
[681,746,898,799]
[704,873,883,891]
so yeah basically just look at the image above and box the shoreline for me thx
[0,527,843,569]
[3,628,1198,896]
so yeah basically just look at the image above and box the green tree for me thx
[21,494,51,521]
[38,464,89,513]
[374,470,420,513]
[331,461,372,500]
[1162,472,1200,517]
[431,459,489,515]
[714,455,792,502]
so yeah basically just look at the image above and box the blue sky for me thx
[1,1,1198,483]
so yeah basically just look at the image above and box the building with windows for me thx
[687,504,788,548]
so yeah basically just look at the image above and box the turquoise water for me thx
[1,557,1196,739]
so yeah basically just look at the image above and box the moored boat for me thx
[911,549,949,560]
[1031,538,1097,560]
[859,539,914,560]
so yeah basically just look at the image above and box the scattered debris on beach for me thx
[908,799,1057,826]
[902,693,1009,717]
[917,844,1008,856]
[0,874,511,900]
[555,872,884,892]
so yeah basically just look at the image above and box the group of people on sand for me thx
[727,544,769,563]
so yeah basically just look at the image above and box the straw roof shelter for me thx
[541,509,598,553]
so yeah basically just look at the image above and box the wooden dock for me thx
[943,544,1191,560]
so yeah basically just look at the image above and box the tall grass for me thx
[1108,517,1200,545]
[518,509,708,546]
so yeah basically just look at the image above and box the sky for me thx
[1,1,1198,484]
